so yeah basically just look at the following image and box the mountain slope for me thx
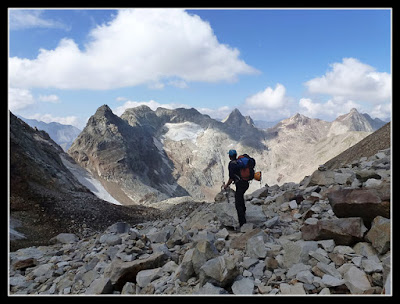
[68,105,189,205]
[9,112,161,251]
[323,122,391,170]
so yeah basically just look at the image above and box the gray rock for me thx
[99,234,122,246]
[343,266,371,294]
[199,255,239,288]
[279,282,306,295]
[173,248,195,282]
[195,282,228,294]
[106,222,131,234]
[246,234,267,259]
[231,277,254,295]
[52,233,79,244]
[136,267,163,288]
[322,274,345,287]
[365,216,390,254]
[282,240,318,268]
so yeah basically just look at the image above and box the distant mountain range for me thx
[67,105,388,205]
[16,115,81,151]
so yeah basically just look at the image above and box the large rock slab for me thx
[301,217,367,246]
[327,188,390,227]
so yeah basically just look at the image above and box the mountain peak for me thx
[222,108,245,124]
[94,104,114,118]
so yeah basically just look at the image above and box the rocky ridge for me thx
[9,147,391,295]
[68,105,382,205]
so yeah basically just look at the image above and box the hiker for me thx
[222,149,249,227]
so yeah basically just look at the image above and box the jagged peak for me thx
[222,108,245,123]
[95,104,112,113]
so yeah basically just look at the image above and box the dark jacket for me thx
[228,159,242,183]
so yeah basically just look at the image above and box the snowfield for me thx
[163,122,204,143]
[60,155,122,205]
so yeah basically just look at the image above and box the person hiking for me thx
[222,149,249,227]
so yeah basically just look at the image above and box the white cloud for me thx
[9,9,68,30]
[299,97,362,120]
[305,58,391,103]
[197,105,232,120]
[8,87,35,112]
[9,9,257,90]
[370,103,391,120]
[244,83,289,110]
[38,94,60,103]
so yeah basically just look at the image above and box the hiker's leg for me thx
[235,181,248,226]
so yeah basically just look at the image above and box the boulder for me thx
[104,251,167,291]
[301,217,367,246]
[192,240,219,275]
[308,170,335,186]
[327,188,390,227]
[365,216,390,254]
[199,255,239,288]
[173,248,195,282]
[213,201,238,228]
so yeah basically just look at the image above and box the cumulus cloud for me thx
[305,58,391,103]
[299,97,362,120]
[8,87,35,112]
[370,103,391,120]
[244,83,289,110]
[9,9,258,90]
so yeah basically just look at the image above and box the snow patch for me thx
[163,122,204,143]
[60,155,122,205]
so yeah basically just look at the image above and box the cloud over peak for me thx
[9,9,258,90]
[305,57,391,103]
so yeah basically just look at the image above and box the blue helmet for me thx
[228,149,237,157]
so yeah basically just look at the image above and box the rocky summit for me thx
[9,147,391,295]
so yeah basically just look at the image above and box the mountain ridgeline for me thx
[67,105,387,205]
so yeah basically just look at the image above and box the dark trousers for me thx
[235,180,249,226]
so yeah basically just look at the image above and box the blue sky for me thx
[8,8,391,129]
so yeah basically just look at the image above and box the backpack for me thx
[237,154,256,181]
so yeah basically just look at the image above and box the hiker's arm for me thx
[223,178,233,189]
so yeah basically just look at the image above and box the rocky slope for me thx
[68,105,380,205]
[9,112,163,251]
[323,122,391,170]
[9,147,391,295]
